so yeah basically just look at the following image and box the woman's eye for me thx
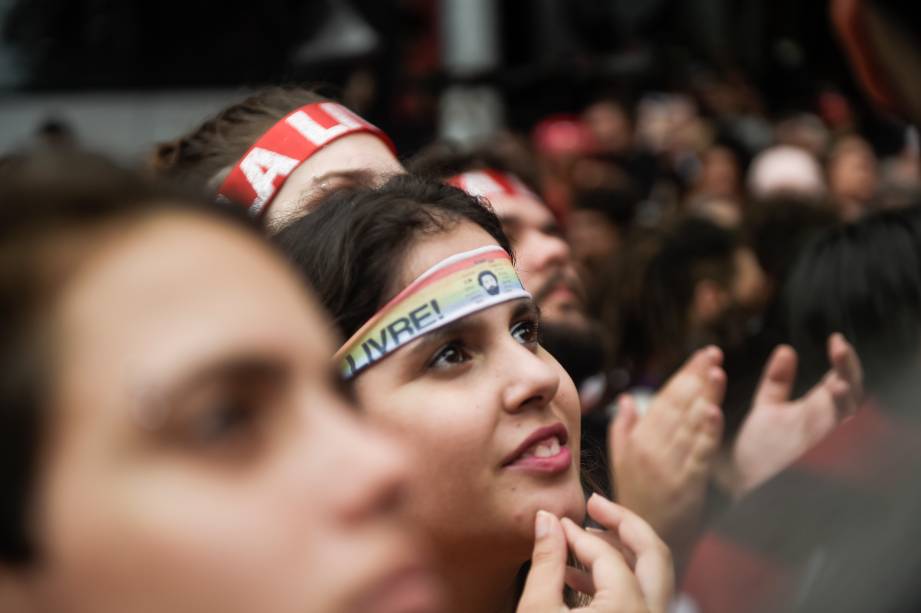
[186,399,258,446]
[511,319,540,346]
[427,342,471,370]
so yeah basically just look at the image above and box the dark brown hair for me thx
[273,174,513,341]
[149,86,328,192]
[784,204,921,410]
[597,216,738,380]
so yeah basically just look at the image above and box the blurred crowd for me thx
[3,1,921,612]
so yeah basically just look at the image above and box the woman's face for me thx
[352,221,585,561]
[267,134,404,230]
[12,214,441,613]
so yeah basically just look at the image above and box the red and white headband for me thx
[446,169,540,202]
[216,102,396,217]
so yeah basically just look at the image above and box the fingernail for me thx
[535,510,551,539]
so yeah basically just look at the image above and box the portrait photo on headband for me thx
[478,270,501,296]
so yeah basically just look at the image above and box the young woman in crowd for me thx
[0,150,444,613]
[274,174,675,612]
[151,86,404,231]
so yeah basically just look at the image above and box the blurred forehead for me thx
[54,213,334,389]
[482,192,554,228]
[268,133,405,224]
[286,134,403,194]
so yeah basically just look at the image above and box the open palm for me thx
[729,333,863,498]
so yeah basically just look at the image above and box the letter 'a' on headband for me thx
[216,102,397,218]
[446,169,540,202]
[334,245,531,379]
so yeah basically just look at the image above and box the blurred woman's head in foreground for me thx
[0,151,442,613]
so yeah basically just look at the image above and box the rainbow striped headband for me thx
[334,245,531,379]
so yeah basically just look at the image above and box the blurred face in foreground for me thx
[353,220,585,569]
[4,212,441,613]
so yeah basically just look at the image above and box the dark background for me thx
[0,0,906,156]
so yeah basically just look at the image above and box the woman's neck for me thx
[438,547,525,613]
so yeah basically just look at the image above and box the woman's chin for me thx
[509,484,587,536]
[549,490,587,525]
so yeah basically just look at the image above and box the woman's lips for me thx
[507,446,573,473]
[501,423,572,474]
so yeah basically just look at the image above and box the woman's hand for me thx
[609,347,724,561]
[727,333,863,498]
[517,495,674,613]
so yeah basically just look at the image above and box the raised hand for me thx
[726,333,863,498]
[609,347,724,561]
[518,496,673,613]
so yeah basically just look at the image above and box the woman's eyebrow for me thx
[296,169,378,211]
[511,299,541,321]
[400,298,538,362]
[132,354,287,431]
[307,169,376,191]
[163,354,287,399]
[401,318,472,360]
